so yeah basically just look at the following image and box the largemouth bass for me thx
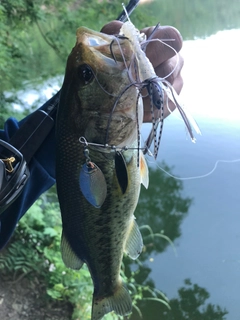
[56,27,149,320]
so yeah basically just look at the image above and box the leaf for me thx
[43,227,58,237]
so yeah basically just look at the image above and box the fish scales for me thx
[56,27,148,320]
[58,143,140,285]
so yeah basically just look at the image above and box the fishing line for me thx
[162,88,201,139]
[144,36,201,140]
[117,19,200,145]
[147,158,240,181]
[163,80,201,139]
[111,36,131,72]
[153,38,179,80]
[121,0,179,83]
[122,2,131,22]
[89,36,142,98]
[86,35,143,146]
[141,23,161,52]
[90,68,119,98]
[13,92,60,152]
[141,37,180,81]
[88,16,199,158]
[79,136,146,152]
[111,35,144,86]
[138,26,199,144]
[136,91,142,166]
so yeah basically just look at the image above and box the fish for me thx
[56,26,149,320]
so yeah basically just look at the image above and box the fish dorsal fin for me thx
[115,151,128,194]
[92,281,132,320]
[61,232,84,270]
[124,219,143,260]
[140,151,149,189]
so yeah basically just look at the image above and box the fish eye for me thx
[78,64,94,85]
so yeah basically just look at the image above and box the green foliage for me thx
[130,278,228,320]
[166,279,228,320]
[2,0,239,113]
[0,0,148,90]
[0,0,151,112]
[0,92,24,128]
[134,164,192,260]
[0,190,94,319]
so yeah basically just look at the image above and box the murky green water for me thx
[141,0,240,40]
[129,1,240,319]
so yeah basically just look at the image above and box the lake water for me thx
[134,28,240,320]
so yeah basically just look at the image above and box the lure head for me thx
[58,27,143,147]
[120,21,146,43]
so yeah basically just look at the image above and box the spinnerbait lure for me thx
[118,8,201,159]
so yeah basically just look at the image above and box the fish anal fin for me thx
[140,151,149,189]
[92,282,132,320]
[124,219,143,260]
[61,232,84,270]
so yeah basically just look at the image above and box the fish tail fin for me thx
[91,282,132,320]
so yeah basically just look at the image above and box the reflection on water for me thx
[135,166,192,258]
[127,4,240,318]
[125,166,229,319]
[130,277,228,320]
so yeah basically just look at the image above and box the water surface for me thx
[133,20,240,320]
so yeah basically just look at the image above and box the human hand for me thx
[101,21,184,122]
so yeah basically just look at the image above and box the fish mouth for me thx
[85,34,110,47]
[76,27,132,67]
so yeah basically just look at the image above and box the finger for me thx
[100,21,123,35]
[155,53,184,85]
[101,22,184,122]
[101,23,183,68]
[141,26,183,68]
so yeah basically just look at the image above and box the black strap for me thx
[0,92,60,214]
[8,91,60,164]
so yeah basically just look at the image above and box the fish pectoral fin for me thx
[115,151,128,194]
[61,232,84,270]
[92,282,132,320]
[140,150,149,189]
[124,219,143,260]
